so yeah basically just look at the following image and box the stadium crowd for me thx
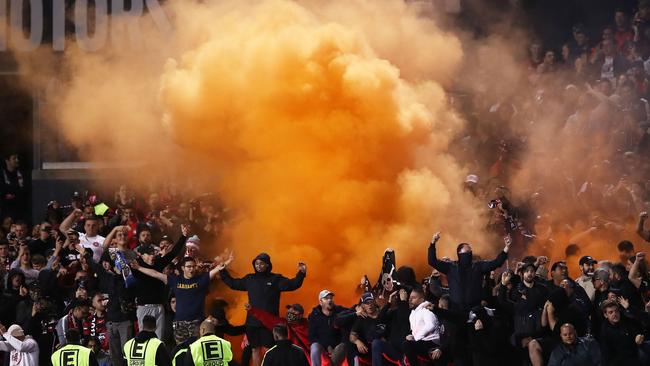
[3,0,650,365]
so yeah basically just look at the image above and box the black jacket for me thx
[428,243,507,311]
[134,235,187,305]
[220,253,305,327]
[130,330,172,366]
[378,299,410,352]
[88,252,135,322]
[600,317,642,366]
[261,339,310,366]
[307,305,346,349]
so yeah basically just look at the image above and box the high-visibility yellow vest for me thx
[188,334,233,366]
[173,347,188,366]
[51,344,92,366]
[123,336,163,366]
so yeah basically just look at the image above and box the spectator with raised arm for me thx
[0,323,38,366]
[131,252,232,345]
[428,232,510,312]
[218,252,306,366]
[60,210,105,262]
[133,223,189,339]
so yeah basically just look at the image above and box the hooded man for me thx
[219,253,306,366]
[428,232,510,312]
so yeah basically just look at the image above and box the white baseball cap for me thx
[319,289,334,301]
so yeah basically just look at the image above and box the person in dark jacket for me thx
[497,263,549,359]
[0,153,26,221]
[308,289,346,366]
[548,323,601,366]
[428,232,510,312]
[262,324,309,366]
[372,288,410,366]
[88,250,136,366]
[467,305,513,366]
[219,252,306,366]
[599,299,644,366]
[133,225,188,339]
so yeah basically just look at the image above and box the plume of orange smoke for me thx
[160,0,492,311]
[18,0,499,316]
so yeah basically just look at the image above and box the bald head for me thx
[200,319,216,336]
[560,323,576,346]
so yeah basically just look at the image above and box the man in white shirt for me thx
[0,324,39,366]
[403,288,442,366]
[61,209,105,262]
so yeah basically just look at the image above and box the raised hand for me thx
[431,232,441,244]
[73,208,83,219]
[181,223,191,237]
[503,234,512,252]
[501,271,512,286]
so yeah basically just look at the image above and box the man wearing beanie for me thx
[219,253,306,366]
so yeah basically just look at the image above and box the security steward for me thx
[124,315,172,365]
[183,319,233,366]
[52,329,99,366]
[261,324,309,366]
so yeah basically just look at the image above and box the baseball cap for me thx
[137,245,156,255]
[319,290,334,301]
[7,325,24,337]
[286,304,304,314]
[465,174,479,184]
[579,256,597,266]
[360,292,374,304]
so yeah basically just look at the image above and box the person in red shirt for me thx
[245,302,310,361]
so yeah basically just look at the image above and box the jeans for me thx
[311,343,347,366]
[136,304,165,339]
[372,339,402,366]
[107,320,133,366]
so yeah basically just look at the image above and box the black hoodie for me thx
[220,253,306,327]
[428,243,507,312]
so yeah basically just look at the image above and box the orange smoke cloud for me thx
[21,0,494,310]
[160,0,487,307]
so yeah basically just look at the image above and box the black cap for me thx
[285,304,304,314]
[138,245,156,255]
[579,256,597,266]
[360,292,374,303]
